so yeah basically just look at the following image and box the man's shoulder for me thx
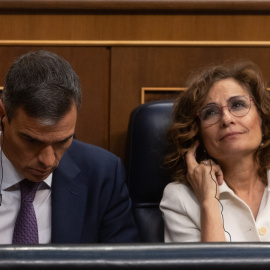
[69,139,113,154]
[56,139,124,187]
[64,139,120,167]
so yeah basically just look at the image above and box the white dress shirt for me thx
[0,150,52,244]
[160,170,270,242]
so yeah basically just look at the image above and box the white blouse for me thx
[160,170,270,242]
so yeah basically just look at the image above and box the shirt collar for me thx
[219,180,234,195]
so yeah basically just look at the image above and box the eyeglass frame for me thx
[196,95,253,126]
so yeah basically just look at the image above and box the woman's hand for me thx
[185,140,223,205]
[185,140,226,242]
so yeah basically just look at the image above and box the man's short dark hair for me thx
[2,50,82,124]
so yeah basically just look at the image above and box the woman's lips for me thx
[219,132,243,141]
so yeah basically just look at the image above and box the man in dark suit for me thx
[0,50,140,244]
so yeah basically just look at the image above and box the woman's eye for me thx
[231,100,247,110]
[201,107,219,120]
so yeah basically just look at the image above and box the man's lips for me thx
[31,168,52,175]
[219,132,243,141]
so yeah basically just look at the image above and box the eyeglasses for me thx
[196,95,253,126]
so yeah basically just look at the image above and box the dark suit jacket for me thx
[50,139,140,243]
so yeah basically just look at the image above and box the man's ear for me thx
[0,100,6,131]
[0,100,6,118]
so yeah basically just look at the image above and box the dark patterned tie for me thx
[12,179,40,244]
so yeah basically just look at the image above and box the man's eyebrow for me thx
[57,134,74,143]
[20,133,74,143]
[20,133,40,142]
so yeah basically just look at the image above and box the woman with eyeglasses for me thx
[160,60,270,242]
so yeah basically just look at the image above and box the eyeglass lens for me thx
[198,96,251,125]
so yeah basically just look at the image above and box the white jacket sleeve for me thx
[160,181,202,242]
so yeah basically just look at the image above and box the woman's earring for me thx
[260,142,264,147]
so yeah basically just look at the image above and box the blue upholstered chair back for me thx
[126,100,173,242]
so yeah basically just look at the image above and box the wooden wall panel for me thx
[2,1,270,162]
[0,46,110,149]
[1,14,270,41]
[110,46,270,160]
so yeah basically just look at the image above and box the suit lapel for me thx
[51,152,88,243]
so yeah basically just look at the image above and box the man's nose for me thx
[38,145,55,168]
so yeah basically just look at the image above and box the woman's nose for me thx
[219,106,235,126]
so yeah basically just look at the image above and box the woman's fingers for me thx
[185,141,224,203]
[185,140,200,168]
[215,168,224,186]
[186,159,224,203]
[200,160,210,166]
[201,159,224,186]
